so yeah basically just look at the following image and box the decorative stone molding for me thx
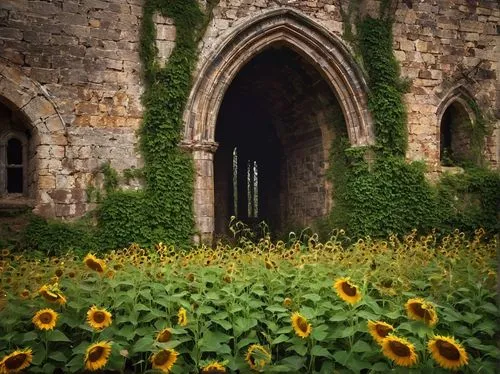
[0,58,67,215]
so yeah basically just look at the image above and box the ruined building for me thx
[0,0,498,241]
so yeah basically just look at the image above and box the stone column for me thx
[182,141,218,245]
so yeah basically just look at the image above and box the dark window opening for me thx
[440,102,472,166]
[6,138,24,193]
[7,168,23,193]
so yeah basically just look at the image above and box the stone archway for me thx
[436,85,476,166]
[183,8,374,242]
[0,58,67,215]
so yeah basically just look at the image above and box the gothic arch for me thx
[183,8,373,242]
[183,7,374,148]
[0,58,66,210]
[436,85,476,165]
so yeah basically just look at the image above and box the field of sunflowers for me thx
[0,228,498,373]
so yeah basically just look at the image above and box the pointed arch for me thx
[436,85,477,165]
[183,7,374,148]
[183,8,374,243]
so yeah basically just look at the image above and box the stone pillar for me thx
[183,141,218,244]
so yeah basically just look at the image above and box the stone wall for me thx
[392,0,499,170]
[0,0,498,237]
[0,0,154,217]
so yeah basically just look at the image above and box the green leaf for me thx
[48,351,68,362]
[371,362,391,371]
[333,350,349,365]
[23,331,38,343]
[310,345,332,358]
[46,330,71,342]
[287,344,308,356]
[132,336,154,353]
[311,325,329,341]
[271,334,290,345]
[267,305,288,313]
[351,340,372,353]
[302,293,321,303]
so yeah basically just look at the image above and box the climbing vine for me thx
[327,2,499,238]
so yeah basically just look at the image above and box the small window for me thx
[440,102,473,166]
[6,138,24,193]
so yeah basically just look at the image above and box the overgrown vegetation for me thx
[1,231,498,373]
[328,5,499,238]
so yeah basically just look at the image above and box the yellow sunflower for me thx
[0,348,33,373]
[283,297,293,308]
[428,336,468,370]
[83,253,106,273]
[291,312,312,338]
[405,298,438,327]
[38,284,67,305]
[177,307,188,326]
[19,289,30,300]
[32,308,58,331]
[201,361,227,373]
[87,305,112,330]
[334,277,362,305]
[381,335,418,367]
[245,344,271,371]
[367,320,394,346]
[84,341,112,371]
[156,328,172,343]
[150,349,178,372]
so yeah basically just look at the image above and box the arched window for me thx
[439,100,474,166]
[0,102,30,197]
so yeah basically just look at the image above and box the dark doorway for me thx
[214,44,345,237]
[440,102,472,166]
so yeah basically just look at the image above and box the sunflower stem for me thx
[44,329,48,364]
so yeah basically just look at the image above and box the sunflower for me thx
[84,341,112,371]
[32,308,58,331]
[55,268,63,277]
[428,336,468,370]
[201,361,227,373]
[19,289,30,300]
[245,344,271,371]
[368,320,394,346]
[38,284,67,305]
[156,328,172,343]
[1,248,10,257]
[177,307,188,326]
[83,253,106,273]
[150,349,178,372]
[291,312,312,338]
[0,348,32,373]
[334,277,362,305]
[381,335,418,367]
[87,305,112,330]
[405,298,438,327]
[283,297,293,308]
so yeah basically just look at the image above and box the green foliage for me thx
[436,167,500,234]
[1,234,498,372]
[358,17,407,156]
[22,216,98,256]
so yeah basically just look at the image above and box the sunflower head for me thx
[245,344,271,371]
[201,361,227,373]
[0,348,33,372]
[32,308,58,331]
[334,277,362,305]
[283,297,293,308]
[367,320,394,345]
[20,289,30,300]
[85,341,112,371]
[151,349,178,372]
[381,335,418,367]
[38,284,67,305]
[428,336,468,370]
[405,298,438,327]
[291,312,312,338]
[156,328,172,343]
[87,305,112,330]
[83,253,106,273]
[177,307,188,326]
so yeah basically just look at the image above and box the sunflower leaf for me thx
[271,334,290,345]
[310,345,332,358]
[286,344,308,356]
[48,351,68,362]
[46,330,71,342]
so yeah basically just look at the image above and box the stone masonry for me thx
[0,0,498,241]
